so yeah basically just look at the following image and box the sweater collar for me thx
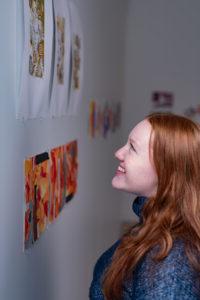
[132,196,147,218]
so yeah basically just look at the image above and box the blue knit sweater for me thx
[89,197,200,299]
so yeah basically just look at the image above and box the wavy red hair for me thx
[103,112,200,300]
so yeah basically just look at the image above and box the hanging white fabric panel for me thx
[17,0,54,120]
[50,0,71,117]
[68,1,84,116]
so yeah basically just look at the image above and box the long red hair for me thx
[103,112,200,300]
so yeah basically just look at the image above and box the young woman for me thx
[89,112,200,300]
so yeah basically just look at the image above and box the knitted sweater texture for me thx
[89,197,200,299]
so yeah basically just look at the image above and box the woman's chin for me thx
[112,177,123,190]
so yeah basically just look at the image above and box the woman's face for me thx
[112,119,158,197]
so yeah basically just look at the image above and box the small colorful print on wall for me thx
[23,140,78,250]
[183,104,200,122]
[150,91,174,113]
[88,100,121,139]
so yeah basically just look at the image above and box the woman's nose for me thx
[115,146,125,160]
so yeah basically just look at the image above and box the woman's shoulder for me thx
[136,238,197,281]
[89,239,120,299]
[91,239,120,281]
[145,239,193,270]
[129,239,200,299]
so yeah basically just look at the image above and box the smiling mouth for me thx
[116,165,126,174]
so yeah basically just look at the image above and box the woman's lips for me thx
[115,165,125,176]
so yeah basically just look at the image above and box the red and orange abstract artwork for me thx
[24,141,78,250]
[65,140,78,202]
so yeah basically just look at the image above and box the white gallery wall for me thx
[2,1,200,299]
[0,1,128,300]
[121,0,200,220]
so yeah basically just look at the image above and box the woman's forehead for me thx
[129,119,152,142]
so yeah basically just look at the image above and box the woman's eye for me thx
[129,143,136,152]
